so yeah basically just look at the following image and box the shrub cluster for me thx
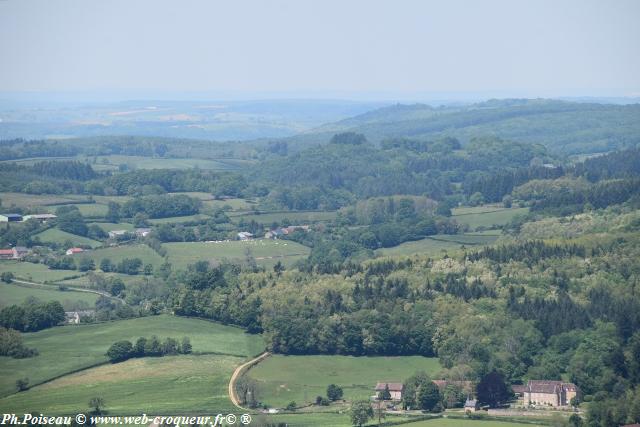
[106,335,192,363]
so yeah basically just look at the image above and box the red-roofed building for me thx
[66,247,85,255]
[0,249,14,259]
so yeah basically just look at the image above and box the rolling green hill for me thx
[294,99,640,154]
[0,314,264,398]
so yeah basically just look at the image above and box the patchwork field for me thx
[164,239,311,269]
[245,355,441,407]
[0,261,80,282]
[0,354,242,415]
[0,314,265,397]
[34,227,103,248]
[86,244,165,268]
[452,206,529,230]
[0,282,98,309]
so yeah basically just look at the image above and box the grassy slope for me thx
[164,239,311,269]
[0,314,265,397]
[451,207,529,229]
[0,192,89,209]
[34,228,103,248]
[85,155,242,171]
[201,198,257,211]
[263,414,544,427]
[148,214,212,224]
[401,419,545,427]
[86,244,165,268]
[246,355,441,407]
[376,232,501,257]
[46,203,109,217]
[0,282,98,309]
[53,272,143,288]
[0,355,241,415]
[89,222,134,232]
[0,261,81,282]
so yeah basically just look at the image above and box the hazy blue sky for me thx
[1,0,639,99]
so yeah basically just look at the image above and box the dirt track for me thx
[228,352,270,409]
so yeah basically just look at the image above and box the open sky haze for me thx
[1,0,639,99]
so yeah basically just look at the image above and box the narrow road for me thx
[228,352,270,409]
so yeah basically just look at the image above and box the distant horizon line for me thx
[1,90,639,107]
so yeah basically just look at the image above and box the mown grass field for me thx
[86,244,165,268]
[0,261,81,282]
[0,314,265,398]
[0,354,242,415]
[0,282,98,309]
[34,227,103,248]
[229,210,337,224]
[452,206,529,230]
[163,239,311,269]
[246,355,441,407]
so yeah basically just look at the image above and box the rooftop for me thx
[375,382,404,392]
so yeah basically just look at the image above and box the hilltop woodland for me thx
[1,100,640,425]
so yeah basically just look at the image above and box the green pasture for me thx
[400,419,545,427]
[89,222,134,232]
[0,192,88,209]
[83,155,244,171]
[0,282,98,309]
[0,261,81,283]
[452,206,529,230]
[53,272,143,288]
[0,314,264,398]
[33,227,103,248]
[201,198,257,212]
[87,244,165,268]
[163,239,311,269]
[45,203,109,218]
[91,195,134,205]
[376,232,500,258]
[148,214,211,224]
[0,354,241,415]
[246,355,441,407]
